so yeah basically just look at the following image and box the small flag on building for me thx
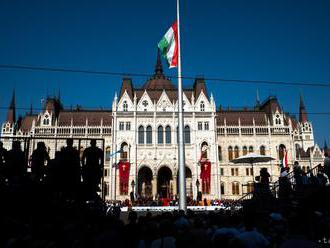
[158,21,178,68]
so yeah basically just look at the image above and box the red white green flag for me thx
[158,21,178,68]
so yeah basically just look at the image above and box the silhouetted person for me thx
[6,141,26,183]
[45,151,62,189]
[260,168,270,185]
[293,161,303,190]
[0,141,7,166]
[324,152,330,179]
[279,167,292,199]
[61,138,80,198]
[31,142,50,182]
[0,141,7,181]
[260,168,271,198]
[81,140,104,195]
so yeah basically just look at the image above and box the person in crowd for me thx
[45,151,62,190]
[324,152,330,178]
[60,138,81,198]
[31,142,50,182]
[293,161,303,190]
[81,139,104,196]
[316,165,329,187]
[279,167,292,199]
[6,140,26,183]
[0,141,7,182]
[0,141,7,167]
[260,168,271,197]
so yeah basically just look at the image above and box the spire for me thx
[299,94,308,123]
[57,88,61,102]
[324,140,328,150]
[256,89,261,108]
[29,103,33,115]
[6,90,16,124]
[155,49,164,78]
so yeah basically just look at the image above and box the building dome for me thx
[142,50,176,90]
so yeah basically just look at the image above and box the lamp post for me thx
[131,179,135,192]
[130,180,136,204]
[196,179,200,202]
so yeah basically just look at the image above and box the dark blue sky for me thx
[0,0,329,145]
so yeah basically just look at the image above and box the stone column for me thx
[152,175,157,199]
[173,175,177,196]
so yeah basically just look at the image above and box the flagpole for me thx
[177,0,187,212]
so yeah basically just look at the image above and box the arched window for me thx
[218,146,222,161]
[243,146,248,155]
[232,182,240,195]
[247,182,254,193]
[221,182,225,195]
[43,117,49,125]
[120,142,128,160]
[228,146,233,161]
[105,146,111,161]
[260,145,266,155]
[123,100,128,111]
[249,146,254,153]
[158,126,164,144]
[275,114,281,125]
[138,126,144,144]
[165,125,171,144]
[184,125,191,144]
[295,144,300,159]
[201,142,208,160]
[234,146,239,158]
[146,125,152,144]
[200,101,205,112]
[278,144,286,161]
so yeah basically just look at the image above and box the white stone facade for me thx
[1,61,324,201]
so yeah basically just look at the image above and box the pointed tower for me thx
[6,90,16,124]
[155,49,164,78]
[29,103,33,115]
[142,50,174,90]
[299,94,308,123]
[255,89,261,109]
[296,94,314,150]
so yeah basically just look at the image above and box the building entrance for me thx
[157,166,172,198]
[138,166,153,198]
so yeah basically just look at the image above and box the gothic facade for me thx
[1,54,324,200]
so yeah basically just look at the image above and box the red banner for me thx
[200,161,211,194]
[118,161,130,195]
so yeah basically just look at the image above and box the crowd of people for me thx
[0,139,330,247]
[0,139,104,201]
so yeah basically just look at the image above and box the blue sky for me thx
[0,0,329,145]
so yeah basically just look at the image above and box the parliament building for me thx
[1,53,325,201]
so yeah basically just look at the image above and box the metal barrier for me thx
[238,164,322,202]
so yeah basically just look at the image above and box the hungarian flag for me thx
[158,21,178,68]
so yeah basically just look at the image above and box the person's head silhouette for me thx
[66,138,73,148]
[37,141,46,150]
[12,141,21,151]
[90,139,97,147]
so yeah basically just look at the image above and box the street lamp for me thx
[131,179,135,193]
[130,180,136,204]
[196,179,200,202]
[196,179,200,191]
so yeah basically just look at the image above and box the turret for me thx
[6,90,16,124]
[299,94,308,123]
